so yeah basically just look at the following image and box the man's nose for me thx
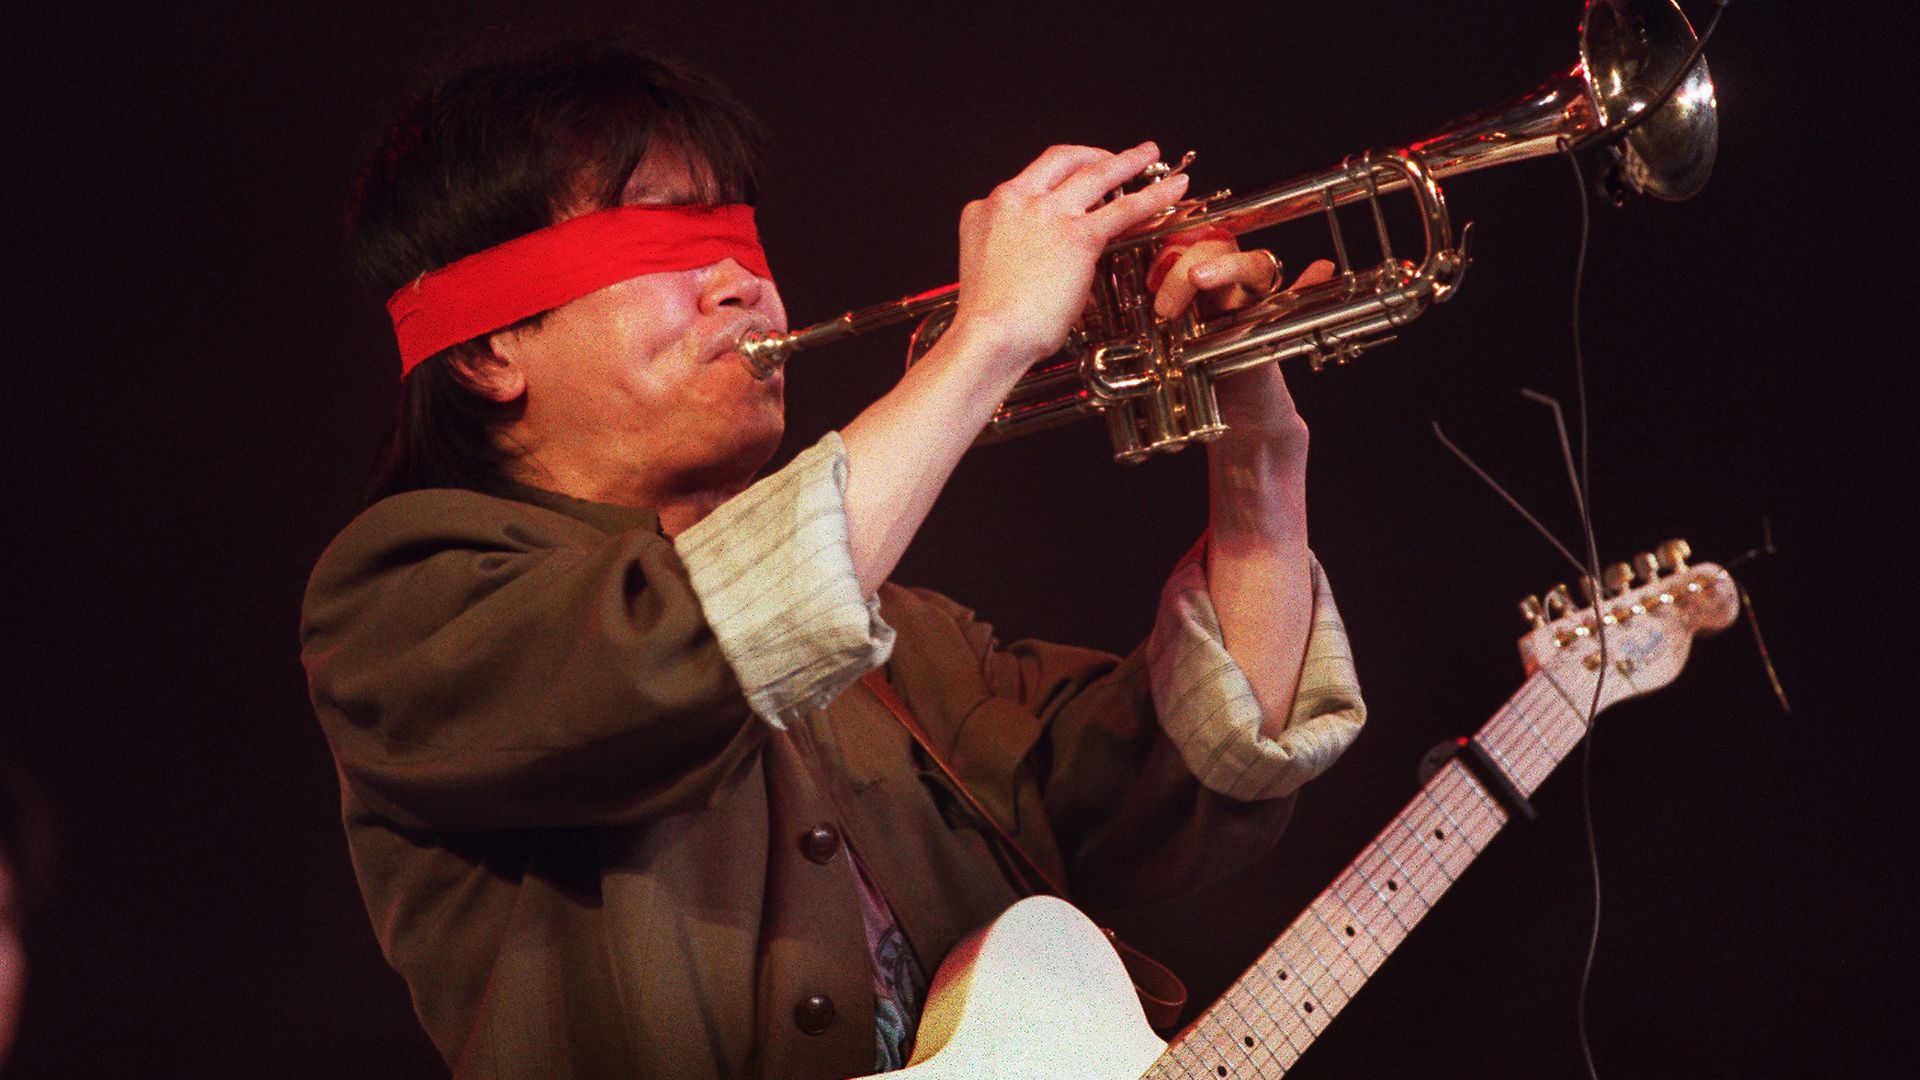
[699,259,764,313]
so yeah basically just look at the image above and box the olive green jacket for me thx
[302,482,1354,1080]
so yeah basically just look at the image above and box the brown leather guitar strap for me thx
[859,671,1189,1031]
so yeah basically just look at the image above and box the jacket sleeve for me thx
[886,546,1363,912]
[300,436,892,833]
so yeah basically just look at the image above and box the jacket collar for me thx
[494,480,663,537]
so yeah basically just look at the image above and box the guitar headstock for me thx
[1516,539,1741,708]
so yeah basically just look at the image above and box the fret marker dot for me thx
[1433,827,1446,840]
[1244,1036,1255,1048]
[1277,970,1288,981]
[1304,1002,1315,1013]
[1216,1067,1227,1077]
[1344,925,1355,937]
[1387,880,1398,891]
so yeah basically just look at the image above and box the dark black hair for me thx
[347,41,769,503]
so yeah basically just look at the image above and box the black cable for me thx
[1561,124,1608,1080]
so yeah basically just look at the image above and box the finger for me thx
[1189,249,1281,295]
[1085,170,1189,238]
[999,144,1119,196]
[1289,258,1338,290]
[1052,141,1163,210]
[1151,239,1237,319]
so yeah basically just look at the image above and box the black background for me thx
[7,2,1908,1077]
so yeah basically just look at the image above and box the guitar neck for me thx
[1155,667,1603,1078]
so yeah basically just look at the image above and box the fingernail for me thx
[1192,265,1223,286]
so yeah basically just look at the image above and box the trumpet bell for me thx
[1584,0,1717,200]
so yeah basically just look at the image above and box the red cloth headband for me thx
[385,203,771,376]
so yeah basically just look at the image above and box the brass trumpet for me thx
[738,0,1718,463]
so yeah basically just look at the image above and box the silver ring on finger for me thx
[1251,249,1283,296]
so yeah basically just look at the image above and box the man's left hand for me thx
[1148,233,1336,458]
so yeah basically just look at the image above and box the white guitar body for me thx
[879,896,1164,1079]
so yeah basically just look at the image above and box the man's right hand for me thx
[947,141,1191,375]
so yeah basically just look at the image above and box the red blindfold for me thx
[385,203,772,376]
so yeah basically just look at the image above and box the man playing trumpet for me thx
[302,41,1363,1078]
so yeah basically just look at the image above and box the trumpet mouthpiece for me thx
[736,329,793,381]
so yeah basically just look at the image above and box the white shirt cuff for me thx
[674,432,895,729]
[1147,539,1366,800]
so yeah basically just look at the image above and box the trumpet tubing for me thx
[737,0,1718,463]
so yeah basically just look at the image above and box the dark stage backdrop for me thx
[8,2,1906,1077]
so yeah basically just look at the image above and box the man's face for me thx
[488,148,788,507]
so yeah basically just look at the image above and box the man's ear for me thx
[448,337,528,403]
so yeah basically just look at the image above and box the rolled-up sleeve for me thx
[674,432,895,728]
[1146,541,1365,801]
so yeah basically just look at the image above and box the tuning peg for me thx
[1577,573,1599,607]
[1632,552,1661,583]
[1655,538,1692,573]
[1519,595,1546,628]
[1603,562,1634,596]
[1544,584,1572,617]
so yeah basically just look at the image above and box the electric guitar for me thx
[862,543,1740,1079]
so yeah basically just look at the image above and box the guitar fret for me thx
[1299,903,1368,995]
[1512,693,1563,782]
[1276,928,1342,1031]
[1220,994,1282,1059]
[1377,827,1450,919]
[1506,697,1556,763]
[1431,763,1507,850]
[1256,955,1319,1046]
[1330,869,1405,955]
[1188,1010,1246,1079]
[1321,882,1392,972]
[1200,994,1298,1076]
[1415,787,1481,857]
[1512,682,1577,790]
[1242,978,1313,1066]
[1477,734,1529,800]
[1396,802,1466,882]
[1524,689,1587,792]
[1154,1051,1206,1080]
[1364,839,1438,917]
[1428,776,1493,865]
[1233,981,1307,1071]
[1535,664,1603,747]
[1224,970,1314,1067]
[1215,953,1315,1063]
[1348,851,1421,938]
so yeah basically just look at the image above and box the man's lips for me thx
[699,311,779,365]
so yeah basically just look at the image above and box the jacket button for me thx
[799,822,842,864]
[794,993,835,1034]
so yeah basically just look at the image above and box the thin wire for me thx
[1725,516,1792,714]
[1737,583,1792,714]
[1559,141,1606,1080]
[1431,422,1587,578]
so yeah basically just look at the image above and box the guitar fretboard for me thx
[1152,663,1626,1079]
